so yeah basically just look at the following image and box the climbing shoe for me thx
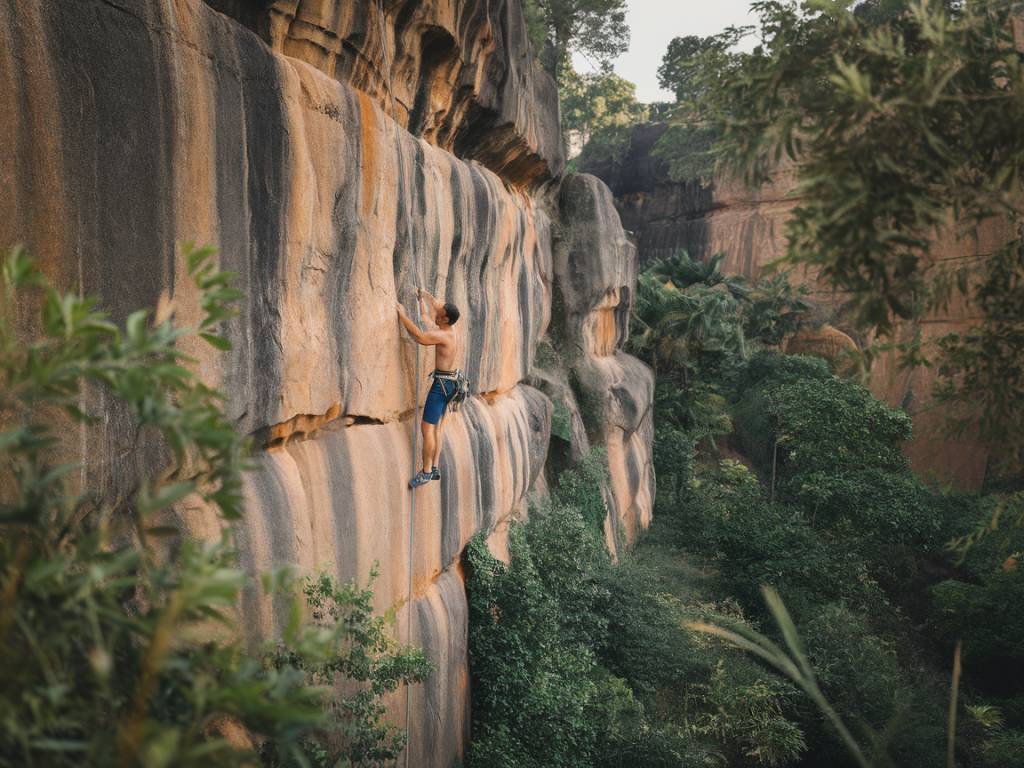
[430,466,441,481]
[409,471,432,489]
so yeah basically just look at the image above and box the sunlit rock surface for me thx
[0,1,650,764]
[207,0,565,186]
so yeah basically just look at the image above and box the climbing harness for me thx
[374,3,421,765]
[431,368,471,412]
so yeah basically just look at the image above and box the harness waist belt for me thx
[432,369,459,380]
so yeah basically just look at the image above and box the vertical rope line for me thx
[374,3,419,766]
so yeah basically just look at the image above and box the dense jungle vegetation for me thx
[464,253,1024,767]
[4,1,1023,766]
[464,2,1024,765]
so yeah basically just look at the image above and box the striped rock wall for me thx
[0,0,653,765]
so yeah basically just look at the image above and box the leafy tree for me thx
[465,459,807,768]
[651,28,750,181]
[657,32,748,104]
[263,570,432,768]
[525,0,629,84]
[677,0,1024,463]
[650,123,721,182]
[561,69,648,165]
[742,274,813,346]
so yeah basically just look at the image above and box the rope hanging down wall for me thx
[373,3,422,766]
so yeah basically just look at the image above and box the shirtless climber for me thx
[397,289,461,489]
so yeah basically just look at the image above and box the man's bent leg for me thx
[431,414,446,479]
[420,421,436,474]
[410,421,437,488]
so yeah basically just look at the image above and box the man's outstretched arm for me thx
[417,291,434,328]
[419,288,445,314]
[398,303,444,346]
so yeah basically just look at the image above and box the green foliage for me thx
[730,352,831,470]
[262,570,433,767]
[629,268,747,386]
[673,345,987,765]
[678,0,1024,463]
[562,69,648,166]
[657,29,751,106]
[467,455,809,767]
[651,425,695,506]
[652,27,752,180]
[0,248,426,767]
[650,123,720,182]
[550,446,611,532]
[465,526,601,768]
[982,729,1024,768]
[929,495,1024,680]
[935,239,1024,461]
[525,499,611,650]
[525,0,629,83]
[683,459,884,620]
[629,259,815,470]
[742,275,813,347]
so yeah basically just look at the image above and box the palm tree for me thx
[648,251,750,300]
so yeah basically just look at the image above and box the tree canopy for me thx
[523,0,630,84]
[666,0,1024,466]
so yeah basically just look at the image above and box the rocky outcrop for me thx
[587,121,999,489]
[535,174,655,556]
[0,1,651,765]
[206,0,565,186]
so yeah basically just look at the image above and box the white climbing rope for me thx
[373,3,421,766]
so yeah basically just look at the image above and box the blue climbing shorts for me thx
[422,374,456,425]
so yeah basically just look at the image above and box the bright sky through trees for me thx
[571,0,757,102]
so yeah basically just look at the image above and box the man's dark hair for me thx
[443,302,460,325]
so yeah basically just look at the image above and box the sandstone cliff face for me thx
[537,174,655,556]
[0,1,651,765]
[210,0,565,187]
[586,122,997,489]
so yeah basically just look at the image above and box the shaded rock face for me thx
[537,174,655,556]
[0,1,651,765]
[205,0,565,186]
[583,122,713,267]
[584,122,795,276]
[587,121,997,489]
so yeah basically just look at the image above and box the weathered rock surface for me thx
[0,1,651,765]
[537,174,655,555]
[586,121,997,488]
[583,122,798,276]
[206,0,565,186]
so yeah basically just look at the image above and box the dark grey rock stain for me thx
[412,595,443,764]
[462,399,495,528]
[323,432,361,582]
[465,168,493,386]
[235,24,288,430]
[439,434,460,565]
[47,0,171,321]
[444,159,464,302]
[329,87,363,406]
[44,0,176,504]
[582,122,714,267]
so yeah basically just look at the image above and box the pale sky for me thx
[572,0,758,103]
